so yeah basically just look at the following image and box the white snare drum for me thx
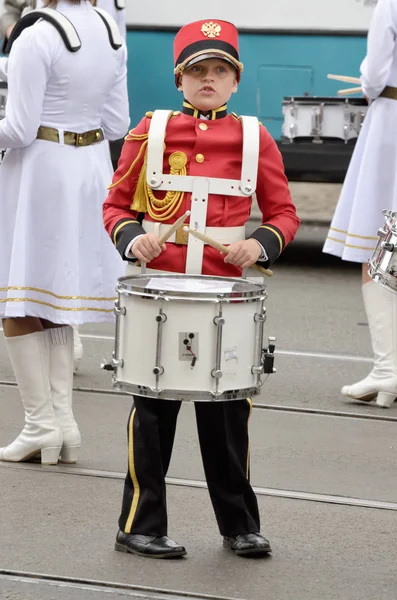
[369,210,397,294]
[108,274,275,401]
[282,96,368,143]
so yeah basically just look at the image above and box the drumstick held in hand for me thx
[136,210,191,267]
[337,86,362,96]
[158,210,191,245]
[183,227,273,278]
[327,74,361,85]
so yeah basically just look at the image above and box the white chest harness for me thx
[144,109,260,274]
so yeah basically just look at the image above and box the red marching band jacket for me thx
[103,110,300,277]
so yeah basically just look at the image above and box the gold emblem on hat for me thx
[201,21,222,38]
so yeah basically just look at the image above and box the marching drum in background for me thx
[369,210,397,294]
[103,274,276,402]
[0,81,7,162]
[282,96,368,144]
[0,81,7,120]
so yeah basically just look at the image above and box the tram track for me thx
[0,570,240,600]
[1,461,397,513]
[0,378,396,422]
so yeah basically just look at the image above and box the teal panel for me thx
[126,31,368,139]
[257,65,314,134]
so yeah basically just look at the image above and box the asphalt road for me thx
[1,231,396,600]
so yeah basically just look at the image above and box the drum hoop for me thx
[113,379,261,402]
[117,273,266,301]
[282,96,367,106]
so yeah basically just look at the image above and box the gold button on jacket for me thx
[195,153,205,163]
[199,123,208,131]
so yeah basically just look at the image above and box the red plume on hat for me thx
[173,19,243,86]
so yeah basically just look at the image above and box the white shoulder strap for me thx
[5,8,81,53]
[115,0,126,9]
[240,116,260,195]
[93,7,123,50]
[146,110,174,189]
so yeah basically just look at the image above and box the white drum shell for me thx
[114,278,266,401]
[282,97,368,142]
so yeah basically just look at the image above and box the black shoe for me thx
[223,533,272,556]
[115,530,186,559]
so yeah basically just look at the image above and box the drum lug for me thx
[211,369,223,379]
[311,104,323,138]
[254,310,266,323]
[114,301,126,316]
[381,242,395,252]
[212,306,225,391]
[101,351,124,372]
[153,306,167,389]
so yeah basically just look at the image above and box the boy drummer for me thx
[103,19,300,559]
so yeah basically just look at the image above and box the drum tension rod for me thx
[262,336,277,374]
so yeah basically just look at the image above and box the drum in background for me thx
[369,210,397,294]
[282,96,368,144]
[0,81,7,120]
[106,274,276,402]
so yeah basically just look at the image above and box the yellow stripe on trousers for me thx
[246,398,253,479]
[125,408,141,533]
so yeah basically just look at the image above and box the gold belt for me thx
[36,126,104,146]
[380,86,397,100]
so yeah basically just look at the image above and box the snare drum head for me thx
[117,273,265,299]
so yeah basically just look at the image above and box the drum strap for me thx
[146,109,260,274]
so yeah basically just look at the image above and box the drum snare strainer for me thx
[103,274,276,401]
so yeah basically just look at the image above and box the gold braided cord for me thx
[108,139,148,190]
[131,150,187,221]
[146,152,187,221]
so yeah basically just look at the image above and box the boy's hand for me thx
[224,239,262,269]
[131,233,166,263]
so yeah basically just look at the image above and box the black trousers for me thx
[118,396,260,537]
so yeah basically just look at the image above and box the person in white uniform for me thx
[0,2,127,372]
[0,0,129,465]
[323,0,397,408]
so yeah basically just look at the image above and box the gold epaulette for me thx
[232,112,263,127]
[124,130,149,142]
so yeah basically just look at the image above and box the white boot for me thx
[341,281,397,408]
[73,326,83,374]
[47,326,81,463]
[0,331,63,464]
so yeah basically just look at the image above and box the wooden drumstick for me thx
[337,86,362,96]
[136,210,191,267]
[158,210,191,245]
[183,227,274,278]
[327,74,361,85]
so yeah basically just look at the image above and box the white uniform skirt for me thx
[323,97,397,263]
[0,138,124,324]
